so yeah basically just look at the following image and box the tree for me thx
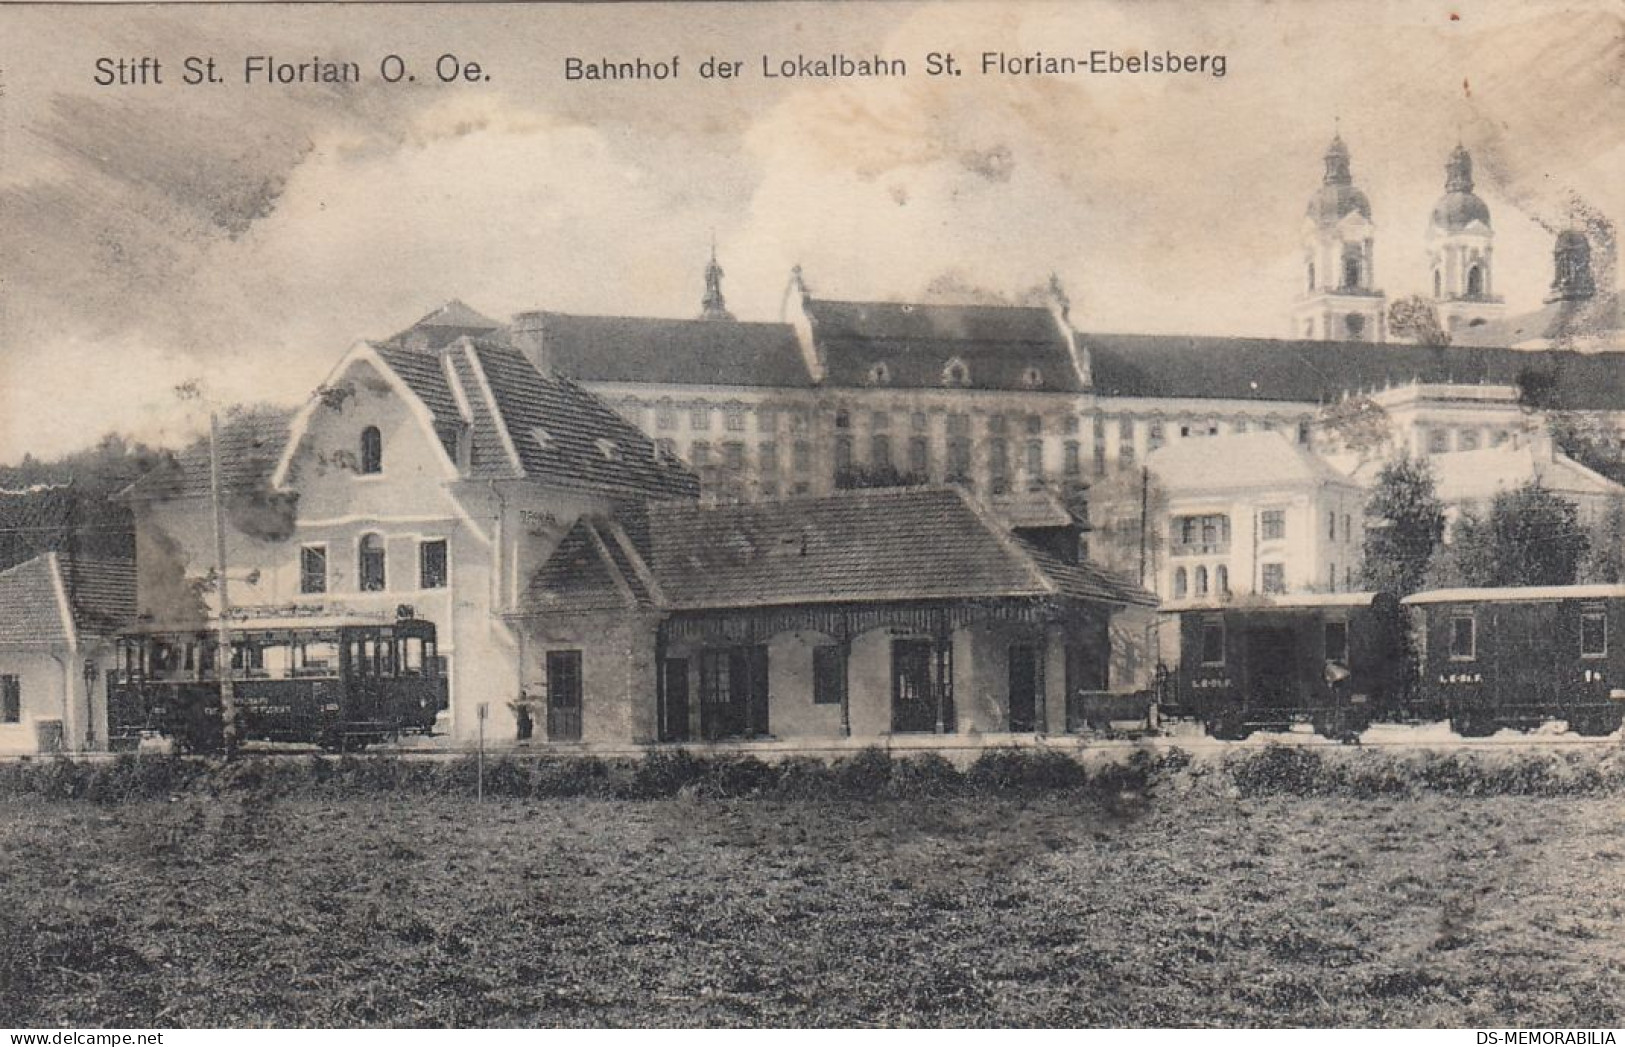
[1318,395,1393,460]
[1388,295,1451,347]
[1429,483,1589,588]
[1359,454,1445,597]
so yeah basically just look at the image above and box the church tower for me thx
[1547,228,1597,303]
[1292,134,1387,342]
[699,243,735,321]
[1425,144,1504,334]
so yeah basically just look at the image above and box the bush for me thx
[1227,745,1330,797]
[889,752,964,798]
[770,756,839,800]
[629,749,707,798]
[967,748,1088,794]
[833,748,893,798]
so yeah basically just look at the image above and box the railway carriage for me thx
[109,610,448,751]
[1403,585,1625,737]
[1166,592,1412,740]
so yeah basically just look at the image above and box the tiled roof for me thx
[60,557,138,635]
[522,486,1155,615]
[521,312,815,389]
[122,410,293,501]
[0,554,69,645]
[465,340,699,498]
[1148,431,1353,493]
[805,298,1085,392]
[0,553,136,646]
[523,520,643,615]
[1085,331,1625,409]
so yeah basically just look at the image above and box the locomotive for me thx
[109,610,448,752]
[1162,585,1625,740]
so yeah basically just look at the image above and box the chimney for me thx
[510,311,551,374]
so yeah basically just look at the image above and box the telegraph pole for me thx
[209,412,239,755]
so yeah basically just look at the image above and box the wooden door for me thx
[546,651,583,742]
[1008,645,1039,732]
[891,639,936,733]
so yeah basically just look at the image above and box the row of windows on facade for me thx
[1173,511,1357,552]
[298,537,448,595]
[670,435,1092,482]
[1424,426,1516,455]
[1175,560,1357,599]
[1444,609,1608,662]
[640,403,1310,445]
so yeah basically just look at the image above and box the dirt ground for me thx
[2,791,1621,1028]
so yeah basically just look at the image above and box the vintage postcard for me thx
[1,0,1623,1032]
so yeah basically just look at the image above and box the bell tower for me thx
[1425,144,1503,335]
[1292,134,1387,342]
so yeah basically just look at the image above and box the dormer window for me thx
[942,359,970,387]
[867,362,891,386]
[1020,367,1044,389]
[595,438,620,461]
[531,427,553,451]
[360,426,383,474]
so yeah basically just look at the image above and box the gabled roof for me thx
[517,312,814,389]
[0,553,136,646]
[267,338,699,501]
[122,410,294,502]
[805,298,1084,392]
[388,299,503,351]
[1449,291,1624,351]
[1085,331,1625,408]
[522,485,1155,616]
[1148,431,1352,493]
[1353,445,1625,503]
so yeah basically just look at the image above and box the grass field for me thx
[3,778,1623,1027]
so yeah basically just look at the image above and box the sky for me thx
[1,0,1622,463]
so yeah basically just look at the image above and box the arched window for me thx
[1433,269,1442,299]
[360,426,383,474]
[1216,565,1230,595]
[1195,566,1209,596]
[1466,265,1483,296]
[942,358,970,387]
[1342,250,1362,290]
[1307,262,1316,292]
[1173,567,1188,599]
[359,534,386,592]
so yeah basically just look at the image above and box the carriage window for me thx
[359,534,387,592]
[295,642,339,675]
[1200,622,1225,666]
[261,643,291,678]
[1581,608,1607,658]
[1324,621,1349,664]
[1449,614,1476,660]
[401,636,425,674]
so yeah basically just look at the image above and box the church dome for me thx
[1430,191,1491,232]
[1308,183,1373,227]
[1306,135,1372,228]
[1429,145,1491,233]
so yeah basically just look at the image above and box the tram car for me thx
[1403,585,1625,737]
[108,609,448,751]
[1166,592,1412,740]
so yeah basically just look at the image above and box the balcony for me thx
[1170,541,1231,558]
